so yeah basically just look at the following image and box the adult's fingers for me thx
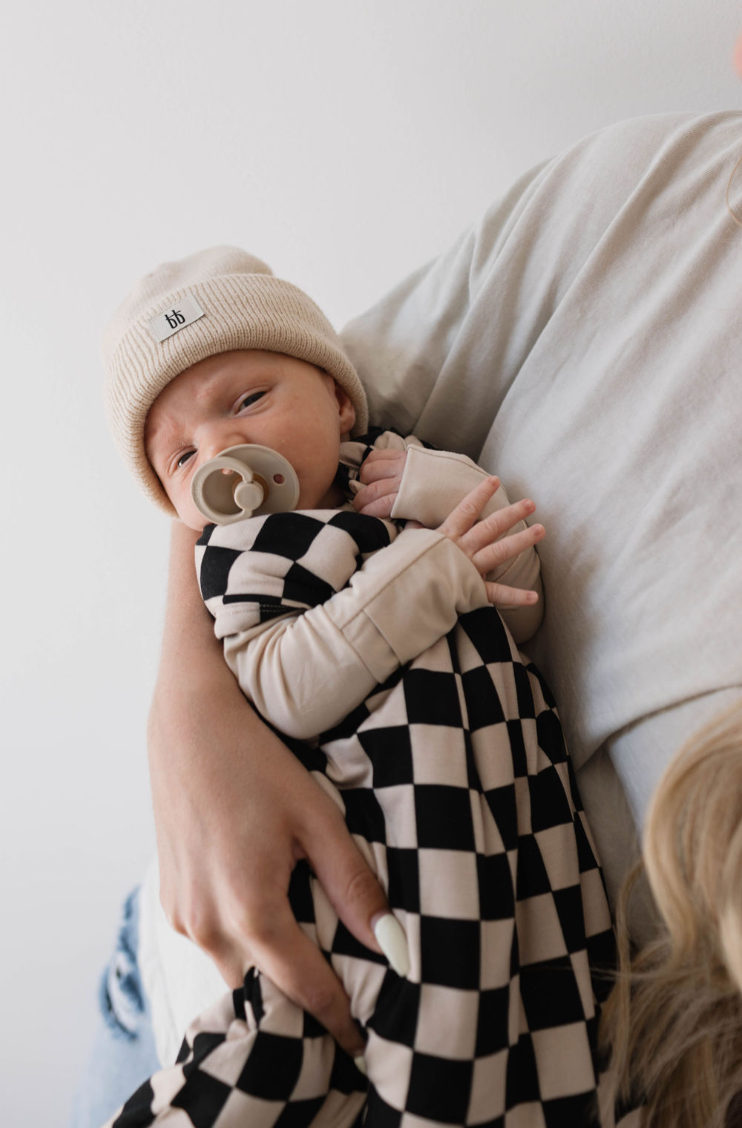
[302,801,394,953]
[240,898,368,1057]
[300,797,411,988]
[277,801,409,1053]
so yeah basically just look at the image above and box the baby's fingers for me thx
[358,449,406,485]
[438,476,502,538]
[472,521,545,574]
[353,477,399,517]
[484,580,540,608]
[462,496,537,554]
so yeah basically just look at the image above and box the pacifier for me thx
[191,444,300,526]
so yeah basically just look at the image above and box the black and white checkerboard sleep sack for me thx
[107,433,624,1128]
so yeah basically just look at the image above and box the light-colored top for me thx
[342,110,742,838]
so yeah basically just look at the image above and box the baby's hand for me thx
[353,449,407,518]
[437,476,544,607]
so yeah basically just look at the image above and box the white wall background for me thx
[1,2,741,1123]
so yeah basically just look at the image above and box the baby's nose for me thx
[200,429,246,464]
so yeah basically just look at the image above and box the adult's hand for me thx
[148,521,399,1057]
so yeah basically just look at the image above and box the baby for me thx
[102,247,616,1128]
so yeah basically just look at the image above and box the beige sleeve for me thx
[389,442,543,642]
[221,528,489,740]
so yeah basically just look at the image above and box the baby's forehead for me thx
[144,350,277,449]
[146,355,231,426]
[143,397,180,455]
[144,366,202,451]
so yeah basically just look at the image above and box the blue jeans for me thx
[69,887,160,1128]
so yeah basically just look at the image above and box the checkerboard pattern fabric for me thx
[107,487,627,1127]
[197,505,396,628]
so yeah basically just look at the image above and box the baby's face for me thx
[145,349,356,530]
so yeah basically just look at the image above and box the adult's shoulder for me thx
[546,109,742,178]
[521,109,742,236]
[483,109,742,238]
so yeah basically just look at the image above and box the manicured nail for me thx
[372,913,410,977]
[354,1055,368,1076]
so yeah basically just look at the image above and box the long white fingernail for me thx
[354,1055,368,1076]
[372,913,410,978]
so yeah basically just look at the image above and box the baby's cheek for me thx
[169,485,202,531]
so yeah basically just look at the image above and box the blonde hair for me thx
[600,700,742,1127]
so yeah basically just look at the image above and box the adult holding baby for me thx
[103,244,615,1127]
[106,248,546,1071]
[76,109,742,1128]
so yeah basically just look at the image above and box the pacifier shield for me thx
[191,444,300,526]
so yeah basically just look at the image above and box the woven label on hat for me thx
[148,294,206,343]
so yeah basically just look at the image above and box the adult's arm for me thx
[147,520,390,1056]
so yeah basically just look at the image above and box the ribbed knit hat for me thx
[103,245,368,513]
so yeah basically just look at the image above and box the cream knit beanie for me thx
[103,245,368,513]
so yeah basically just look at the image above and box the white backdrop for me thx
[1,2,741,1123]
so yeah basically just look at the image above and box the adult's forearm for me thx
[147,520,279,863]
[145,520,392,1058]
[153,520,222,695]
[150,521,275,753]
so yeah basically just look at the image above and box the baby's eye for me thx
[177,450,196,469]
[237,391,266,411]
